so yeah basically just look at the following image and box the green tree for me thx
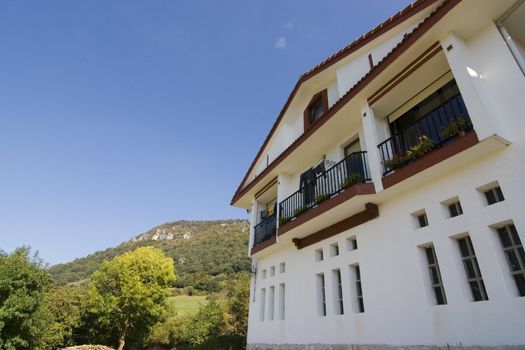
[225,273,250,336]
[38,286,85,350]
[87,246,176,350]
[0,247,50,350]
[186,300,226,345]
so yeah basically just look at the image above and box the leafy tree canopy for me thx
[0,247,50,350]
[87,246,176,350]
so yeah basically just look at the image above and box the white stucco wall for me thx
[250,144,525,346]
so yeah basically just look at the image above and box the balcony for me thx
[278,151,371,228]
[378,93,473,176]
[253,214,277,246]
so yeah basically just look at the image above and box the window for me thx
[316,273,327,316]
[268,286,275,321]
[304,90,328,130]
[332,269,344,315]
[270,266,275,277]
[484,186,505,205]
[496,224,525,296]
[309,98,324,123]
[315,248,324,262]
[457,236,488,301]
[389,80,462,135]
[262,269,267,279]
[279,262,286,274]
[278,284,286,320]
[448,201,463,217]
[424,245,447,305]
[260,288,266,321]
[347,236,357,251]
[344,138,361,157]
[330,242,340,257]
[418,213,429,228]
[412,209,429,228]
[353,265,364,313]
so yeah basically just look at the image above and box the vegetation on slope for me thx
[49,219,251,293]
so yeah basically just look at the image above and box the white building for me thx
[231,0,525,349]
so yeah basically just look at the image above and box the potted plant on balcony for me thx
[340,172,363,189]
[442,116,467,139]
[383,154,408,170]
[314,194,330,205]
[406,135,435,160]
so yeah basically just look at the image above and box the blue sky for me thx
[0,0,411,264]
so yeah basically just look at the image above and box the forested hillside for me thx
[49,219,251,292]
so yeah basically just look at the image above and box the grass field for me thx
[170,295,208,315]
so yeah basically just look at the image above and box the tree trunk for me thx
[117,328,127,350]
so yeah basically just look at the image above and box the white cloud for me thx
[285,21,293,31]
[275,37,286,49]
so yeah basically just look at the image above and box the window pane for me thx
[459,239,469,257]
[464,260,476,279]
[510,225,522,245]
[449,204,458,217]
[505,250,521,271]
[485,190,496,205]
[470,281,482,301]
[358,299,365,313]
[434,287,445,305]
[514,273,525,297]
[498,228,512,248]
[419,214,428,227]
[426,248,435,264]
[310,100,324,122]
[495,187,504,201]
[431,267,440,285]
[519,248,525,268]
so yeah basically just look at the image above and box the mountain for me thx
[49,219,251,291]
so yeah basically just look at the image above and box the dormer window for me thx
[304,89,328,130]
[310,98,324,123]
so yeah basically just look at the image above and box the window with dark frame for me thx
[304,90,328,130]
[346,237,357,251]
[457,236,488,301]
[424,245,447,305]
[317,273,327,316]
[350,237,358,250]
[496,224,525,297]
[448,201,463,217]
[418,213,429,228]
[309,98,324,124]
[354,265,364,313]
[333,269,344,315]
[315,248,324,262]
[484,186,505,205]
[330,242,340,257]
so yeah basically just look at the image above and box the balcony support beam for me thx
[361,103,385,193]
[291,203,379,250]
[248,198,258,255]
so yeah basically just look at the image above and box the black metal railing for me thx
[278,151,370,225]
[377,93,472,175]
[253,215,277,246]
